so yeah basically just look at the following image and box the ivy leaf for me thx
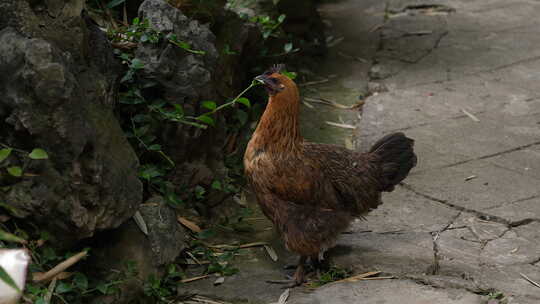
[201,101,217,110]
[197,115,215,126]
[277,14,286,23]
[7,166,22,177]
[96,282,108,294]
[28,148,48,160]
[211,180,222,190]
[74,272,88,291]
[0,229,26,244]
[0,265,21,293]
[0,148,12,162]
[174,104,184,116]
[282,70,297,80]
[56,282,73,294]
[130,58,145,70]
[236,97,251,108]
[148,144,161,151]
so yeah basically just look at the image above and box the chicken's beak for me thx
[254,75,267,84]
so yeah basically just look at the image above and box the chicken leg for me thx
[267,256,307,287]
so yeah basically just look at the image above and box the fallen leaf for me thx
[180,275,210,283]
[177,216,202,233]
[333,271,381,284]
[132,211,148,235]
[214,276,225,286]
[264,245,278,261]
[278,288,290,304]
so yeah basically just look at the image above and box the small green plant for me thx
[143,264,184,303]
[0,144,49,178]
[0,227,123,304]
[190,242,239,277]
[109,17,260,211]
[307,266,351,287]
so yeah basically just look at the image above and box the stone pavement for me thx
[179,0,540,303]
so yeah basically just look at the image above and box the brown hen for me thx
[244,65,417,286]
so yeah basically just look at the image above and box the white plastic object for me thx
[0,249,30,304]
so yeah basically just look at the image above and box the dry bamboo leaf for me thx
[133,211,148,235]
[33,251,88,282]
[302,101,314,109]
[44,278,57,304]
[180,275,210,283]
[344,137,355,150]
[325,121,356,129]
[278,288,290,304]
[465,175,477,181]
[239,242,268,248]
[214,276,225,286]
[186,251,203,265]
[461,109,480,122]
[520,273,540,289]
[360,276,395,280]
[333,271,381,284]
[264,245,278,261]
[178,216,202,233]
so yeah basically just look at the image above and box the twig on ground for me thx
[180,275,210,283]
[461,109,480,122]
[520,273,540,289]
[332,271,381,284]
[33,251,88,282]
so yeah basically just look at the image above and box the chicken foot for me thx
[267,256,307,288]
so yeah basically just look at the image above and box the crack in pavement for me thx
[400,183,540,229]
[489,162,540,182]
[435,141,540,170]
[400,183,510,225]
[483,194,540,211]
[467,54,540,76]
[429,211,462,275]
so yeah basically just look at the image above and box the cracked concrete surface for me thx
[178,0,540,303]
[355,0,540,303]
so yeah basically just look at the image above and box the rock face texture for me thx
[0,1,142,240]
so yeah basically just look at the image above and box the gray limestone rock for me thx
[0,6,141,240]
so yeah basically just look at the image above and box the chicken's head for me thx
[255,64,298,97]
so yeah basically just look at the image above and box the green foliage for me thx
[0,145,49,178]
[190,243,239,277]
[143,264,183,302]
[0,265,20,293]
[28,149,48,160]
[250,14,286,40]
[0,226,122,304]
[308,266,351,287]
[0,148,11,162]
[6,166,21,177]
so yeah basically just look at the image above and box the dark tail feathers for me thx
[369,132,417,192]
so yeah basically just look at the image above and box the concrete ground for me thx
[179,0,540,303]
